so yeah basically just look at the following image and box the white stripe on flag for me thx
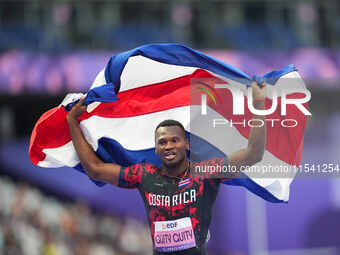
[39,104,295,201]
[120,55,198,92]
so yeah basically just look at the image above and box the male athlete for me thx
[66,81,266,255]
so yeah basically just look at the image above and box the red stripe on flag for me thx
[29,106,70,165]
[29,68,307,167]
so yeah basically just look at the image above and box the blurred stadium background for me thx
[0,0,339,254]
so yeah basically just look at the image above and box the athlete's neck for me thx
[163,159,189,178]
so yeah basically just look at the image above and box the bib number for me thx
[154,217,196,252]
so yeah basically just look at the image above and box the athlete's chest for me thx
[140,172,203,208]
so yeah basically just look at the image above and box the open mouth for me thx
[164,151,176,160]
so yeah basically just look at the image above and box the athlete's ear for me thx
[185,138,189,150]
[154,131,159,155]
[155,140,162,156]
[154,140,159,155]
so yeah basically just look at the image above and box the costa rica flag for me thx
[29,43,309,203]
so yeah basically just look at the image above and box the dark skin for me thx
[155,126,189,177]
[66,81,266,185]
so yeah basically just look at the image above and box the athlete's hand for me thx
[251,81,266,109]
[67,97,87,121]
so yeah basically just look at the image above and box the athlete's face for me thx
[155,126,189,169]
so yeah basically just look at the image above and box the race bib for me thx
[154,217,196,252]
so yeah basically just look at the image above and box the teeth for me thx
[165,154,176,160]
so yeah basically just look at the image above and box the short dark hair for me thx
[155,119,186,138]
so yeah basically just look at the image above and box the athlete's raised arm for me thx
[226,81,267,172]
[66,97,121,185]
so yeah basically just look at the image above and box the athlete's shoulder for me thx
[190,157,228,169]
[189,157,229,180]
[138,162,161,175]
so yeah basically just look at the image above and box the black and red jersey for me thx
[118,158,229,254]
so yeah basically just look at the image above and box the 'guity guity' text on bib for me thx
[154,217,196,252]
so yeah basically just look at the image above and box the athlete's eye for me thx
[158,139,166,145]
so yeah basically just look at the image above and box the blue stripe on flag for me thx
[104,43,253,93]
[74,133,284,203]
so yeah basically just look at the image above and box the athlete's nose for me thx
[164,141,175,150]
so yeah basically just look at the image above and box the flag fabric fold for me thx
[29,43,308,203]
